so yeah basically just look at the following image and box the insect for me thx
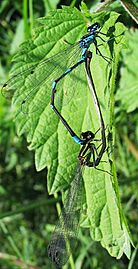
[47,129,107,268]
[47,52,109,268]
[1,22,113,145]
[51,22,112,145]
[78,51,107,170]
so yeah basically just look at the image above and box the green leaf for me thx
[10,19,24,55]
[4,6,132,259]
[116,30,138,113]
[42,0,59,14]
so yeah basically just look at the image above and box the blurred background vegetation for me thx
[0,0,138,268]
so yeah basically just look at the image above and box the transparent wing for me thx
[47,164,83,268]
[1,42,82,115]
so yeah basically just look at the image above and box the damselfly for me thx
[79,51,107,170]
[47,52,109,268]
[1,22,114,145]
[47,131,108,268]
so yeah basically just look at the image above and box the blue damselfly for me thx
[47,52,109,268]
[1,22,114,145]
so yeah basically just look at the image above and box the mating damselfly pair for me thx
[47,21,115,267]
[1,22,113,146]
[1,19,119,268]
[47,52,109,268]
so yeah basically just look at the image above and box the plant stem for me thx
[95,0,115,12]
[29,0,34,34]
[0,221,23,260]
[0,197,58,219]
[23,0,30,39]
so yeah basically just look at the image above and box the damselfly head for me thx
[81,131,95,142]
[87,22,100,33]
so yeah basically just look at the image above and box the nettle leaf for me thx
[4,6,131,258]
[116,30,138,113]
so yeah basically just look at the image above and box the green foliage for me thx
[0,1,138,268]
[2,5,132,261]
[0,98,52,268]
[43,0,60,13]
[7,8,123,190]
[116,30,138,113]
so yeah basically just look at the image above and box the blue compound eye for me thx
[87,22,100,33]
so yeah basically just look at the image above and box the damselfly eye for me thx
[87,22,100,33]
[87,131,95,139]
[81,131,95,141]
